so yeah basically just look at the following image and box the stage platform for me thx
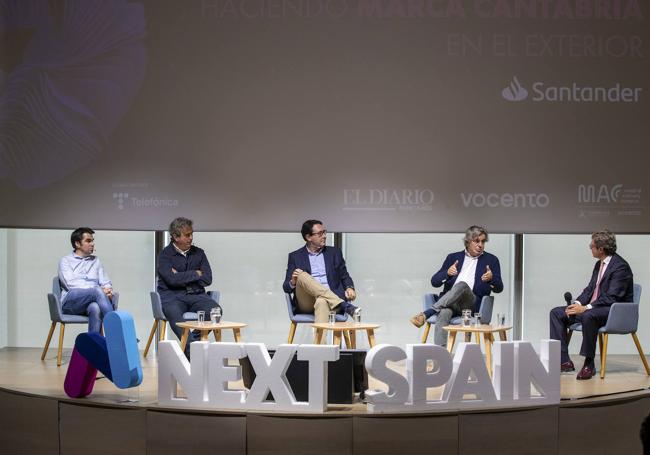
[1,347,649,454]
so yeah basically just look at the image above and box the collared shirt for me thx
[58,252,112,302]
[585,255,612,309]
[454,250,481,291]
[173,243,190,257]
[307,247,329,289]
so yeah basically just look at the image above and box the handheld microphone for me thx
[564,292,573,305]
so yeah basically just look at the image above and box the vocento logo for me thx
[502,76,528,101]
[502,77,642,103]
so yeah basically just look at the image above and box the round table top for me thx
[311,322,380,331]
[443,324,512,333]
[176,321,247,330]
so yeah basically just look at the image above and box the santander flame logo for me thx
[502,76,528,102]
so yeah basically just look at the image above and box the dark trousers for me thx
[162,293,221,356]
[549,305,610,363]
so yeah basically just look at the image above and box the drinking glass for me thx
[462,309,471,327]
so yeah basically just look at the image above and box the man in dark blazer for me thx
[283,219,358,323]
[410,225,503,347]
[550,230,633,380]
[158,217,220,357]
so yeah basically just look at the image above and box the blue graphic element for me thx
[75,332,113,382]
[64,310,142,398]
[105,311,142,388]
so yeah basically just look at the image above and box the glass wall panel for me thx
[191,231,311,347]
[523,234,650,355]
[0,229,7,347]
[344,233,514,349]
[5,229,155,352]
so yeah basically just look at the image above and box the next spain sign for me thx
[157,340,560,413]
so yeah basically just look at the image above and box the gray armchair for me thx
[569,283,649,378]
[143,290,220,357]
[420,293,494,344]
[285,292,348,343]
[41,276,120,366]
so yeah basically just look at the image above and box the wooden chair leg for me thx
[57,323,66,367]
[288,322,297,344]
[41,322,56,360]
[143,320,158,358]
[161,320,167,340]
[447,331,457,353]
[421,323,431,343]
[600,333,609,379]
[566,329,573,345]
[631,332,650,376]
[598,333,604,360]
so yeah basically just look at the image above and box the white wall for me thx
[523,234,650,355]
[0,229,7,348]
[5,229,154,351]
[3,229,648,356]
[191,231,314,347]
[345,233,514,349]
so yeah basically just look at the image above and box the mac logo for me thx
[502,76,528,102]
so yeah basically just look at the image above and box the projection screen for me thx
[0,0,647,232]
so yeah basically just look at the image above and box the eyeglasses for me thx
[471,238,487,244]
[310,230,327,237]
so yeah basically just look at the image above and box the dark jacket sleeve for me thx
[593,261,633,307]
[488,256,504,294]
[283,252,297,294]
[431,254,454,288]
[336,249,354,290]
[157,249,201,288]
[576,259,634,307]
[196,249,213,287]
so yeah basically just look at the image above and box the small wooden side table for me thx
[176,321,247,351]
[311,322,379,348]
[443,324,512,376]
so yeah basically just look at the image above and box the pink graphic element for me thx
[63,347,97,398]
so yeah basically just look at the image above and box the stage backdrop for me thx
[0,0,647,232]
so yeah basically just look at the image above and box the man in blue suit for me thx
[283,219,359,323]
[410,225,503,347]
[549,230,633,380]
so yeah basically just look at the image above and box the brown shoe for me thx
[410,313,426,328]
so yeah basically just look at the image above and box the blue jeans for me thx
[62,287,115,333]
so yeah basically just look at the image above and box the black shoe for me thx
[560,360,575,372]
[576,365,596,380]
[344,302,359,318]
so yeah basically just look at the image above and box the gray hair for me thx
[592,230,617,255]
[463,225,488,247]
[169,217,193,239]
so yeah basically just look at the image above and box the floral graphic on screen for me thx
[0,0,146,189]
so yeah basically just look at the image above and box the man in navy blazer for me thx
[550,230,633,380]
[283,219,359,323]
[410,225,503,347]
